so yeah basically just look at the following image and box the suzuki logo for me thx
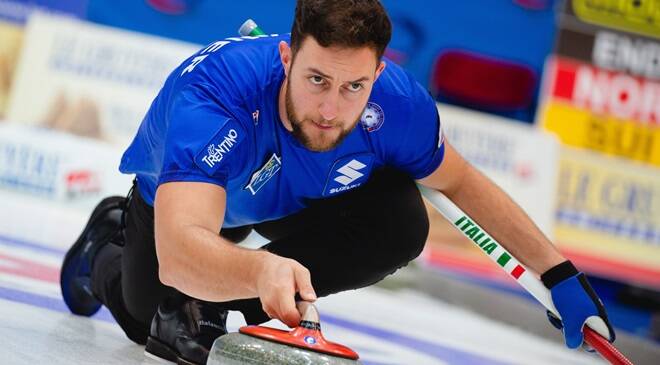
[334,160,366,186]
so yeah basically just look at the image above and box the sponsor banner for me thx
[0,123,132,210]
[545,57,660,124]
[0,19,22,118]
[438,103,559,237]
[6,12,199,145]
[555,147,660,288]
[539,57,660,166]
[555,27,660,81]
[564,0,660,40]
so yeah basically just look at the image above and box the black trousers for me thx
[91,168,429,345]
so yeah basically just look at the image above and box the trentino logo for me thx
[201,129,239,168]
[195,121,245,176]
[334,159,366,186]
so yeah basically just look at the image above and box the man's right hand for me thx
[254,253,317,328]
[155,181,316,327]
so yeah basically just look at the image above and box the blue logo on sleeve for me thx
[323,154,374,196]
[245,153,281,195]
[195,121,245,176]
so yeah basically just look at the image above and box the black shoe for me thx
[145,298,228,365]
[60,196,125,316]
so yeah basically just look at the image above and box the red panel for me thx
[431,49,537,110]
[552,59,578,100]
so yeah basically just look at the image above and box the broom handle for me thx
[418,186,633,365]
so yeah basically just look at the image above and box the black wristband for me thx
[541,260,579,289]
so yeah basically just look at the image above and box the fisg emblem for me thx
[245,153,281,195]
[360,102,384,132]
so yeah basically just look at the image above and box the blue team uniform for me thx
[119,34,445,228]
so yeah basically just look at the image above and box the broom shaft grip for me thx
[418,185,632,365]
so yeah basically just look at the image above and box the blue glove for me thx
[541,260,615,349]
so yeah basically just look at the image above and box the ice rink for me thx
[0,191,605,365]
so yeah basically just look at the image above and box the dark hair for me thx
[290,0,392,60]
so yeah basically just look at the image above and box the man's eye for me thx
[309,76,324,85]
[348,83,363,92]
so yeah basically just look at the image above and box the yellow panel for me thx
[540,100,660,166]
[573,0,660,40]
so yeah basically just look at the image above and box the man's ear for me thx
[279,41,292,77]
[374,61,386,81]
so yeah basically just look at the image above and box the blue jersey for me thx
[119,34,445,228]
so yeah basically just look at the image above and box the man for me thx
[60,1,615,364]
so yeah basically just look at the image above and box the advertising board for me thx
[6,13,199,145]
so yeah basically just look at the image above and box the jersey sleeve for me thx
[386,80,446,179]
[157,83,248,188]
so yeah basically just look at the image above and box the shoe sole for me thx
[145,336,199,365]
[60,196,124,316]
[144,349,175,364]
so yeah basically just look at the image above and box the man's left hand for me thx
[541,260,616,349]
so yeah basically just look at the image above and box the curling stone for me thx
[206,302,362,365]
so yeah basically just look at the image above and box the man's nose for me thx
[318,91,339,121]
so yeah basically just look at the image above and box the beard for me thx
[285,77,360,152]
